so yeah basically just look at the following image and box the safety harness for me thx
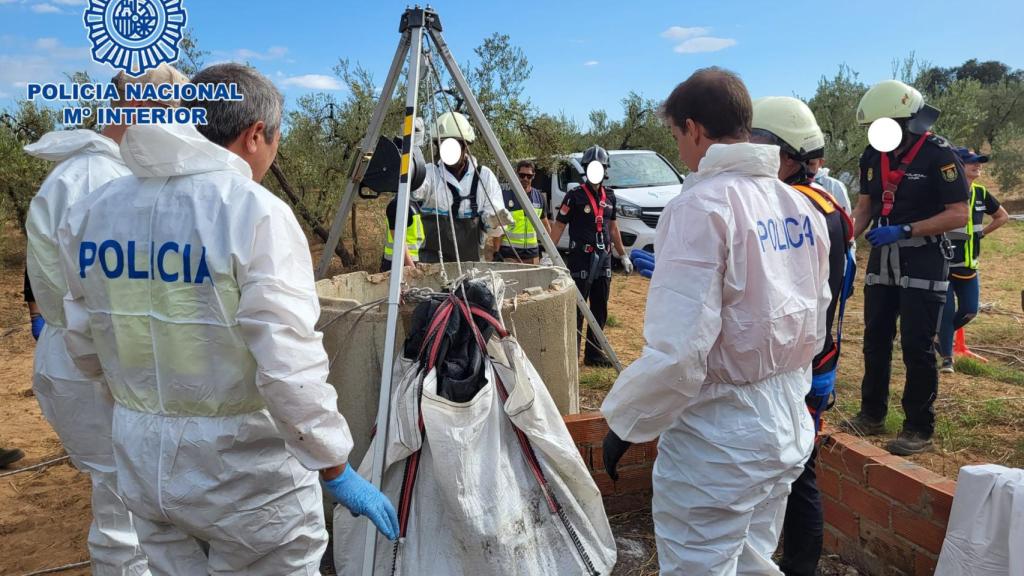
[792,184,855,430]
[792,184,854,370]
[568,183,613,288]
[865,133,953,293]
[445,167,481,219]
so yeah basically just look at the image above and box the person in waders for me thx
[413,111,511,263]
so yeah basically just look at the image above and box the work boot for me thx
[940,357,955,374]
[886,430,933,456]
[839,413,887,436]
[0,447,25,468]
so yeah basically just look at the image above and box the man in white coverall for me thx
[24,63,189,575]
[600,68,831,575]
[57,63,397,575]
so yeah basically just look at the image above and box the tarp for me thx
[935,464,1024,575]
[334,281,616,575]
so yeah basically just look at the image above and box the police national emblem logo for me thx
[584,205,592,214]
[866,167,874,181]
[84,0,188,77]
[940,163,958,183]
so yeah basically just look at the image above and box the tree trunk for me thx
[269,162,355,267]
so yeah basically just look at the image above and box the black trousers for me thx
[860,283,946,436]
[568,250,610,362]
[780,445,822,576]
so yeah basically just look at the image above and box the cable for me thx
[0,455,70,479]
[422,35,527,267]
[19,561,90,576]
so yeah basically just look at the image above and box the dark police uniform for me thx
[781,180,854,576]
[556,183,616,363]
[859,134,968,437]
[498,186,547,261]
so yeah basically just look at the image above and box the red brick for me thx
[822,433,889,482]
[592,442,651,471]
[577,443,592,469]
[859,518,916,574]
[841,478,892,527]
[823,495,859,539]
[641,440,658,462]
[818,465,842,499]
[867,455,944,509]
[915,551,938,576]
[924,479,957,525]
[892,506,948,555]
[590,469,615,495]
[610,465,654,496]
[563,412,609,443]
[822,526,841,553]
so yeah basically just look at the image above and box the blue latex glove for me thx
[865,225,903,247]
[807,370,837,432]
[842,249,857,300]
[31,314,45,341]
[324,466,399,541]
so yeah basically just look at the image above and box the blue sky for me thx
[2,0,1023,126]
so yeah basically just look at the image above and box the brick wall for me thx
[563,413,658,515]
[562,413,956,576]
[818,432,956,576]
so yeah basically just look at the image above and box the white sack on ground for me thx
[334,304,615,575]
[935,464,1024,576]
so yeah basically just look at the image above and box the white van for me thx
[531,150,684,254]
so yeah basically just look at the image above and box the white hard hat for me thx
[752,97,825,160]
[857,79,940,134]
[431,111,476,143]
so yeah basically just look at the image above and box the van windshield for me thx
[605,153,681,189]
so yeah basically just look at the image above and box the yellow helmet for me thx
[752,97,825,160]
[857,80,939,134]
[431,111,476,143]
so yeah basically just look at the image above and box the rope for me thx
[422,35,526,267]
[0,455,70,479]
[19,560,90,576]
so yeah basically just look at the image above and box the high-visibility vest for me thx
[500,187,543,249]
[948,183,989,270]
[384,213,425,261]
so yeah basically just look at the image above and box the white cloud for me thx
[281,74,343,91]
[661,26,709,40]
[31,3,61,13]
[583,60,599,67]
[662,26,737,54]
[673,36,737,54]
[233,46,289,61]
[52,0,85,5]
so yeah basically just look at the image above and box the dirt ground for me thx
[2,218,1021,574]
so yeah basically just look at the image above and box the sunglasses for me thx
[517,173,535,180]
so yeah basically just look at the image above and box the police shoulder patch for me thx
[866,167,874,182]
[940,163,958,183]
[928,134,951,148]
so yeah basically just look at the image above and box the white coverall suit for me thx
[57,123,355,575]
[602,143,831,575]
[24,130,150,576]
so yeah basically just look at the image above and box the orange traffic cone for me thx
[953,328,988,362]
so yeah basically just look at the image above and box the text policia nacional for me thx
[26,82,244,126]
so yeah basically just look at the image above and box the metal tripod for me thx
[313,8,623,574]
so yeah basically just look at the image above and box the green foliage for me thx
[0,101,60,230]
[807,64,868,185]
